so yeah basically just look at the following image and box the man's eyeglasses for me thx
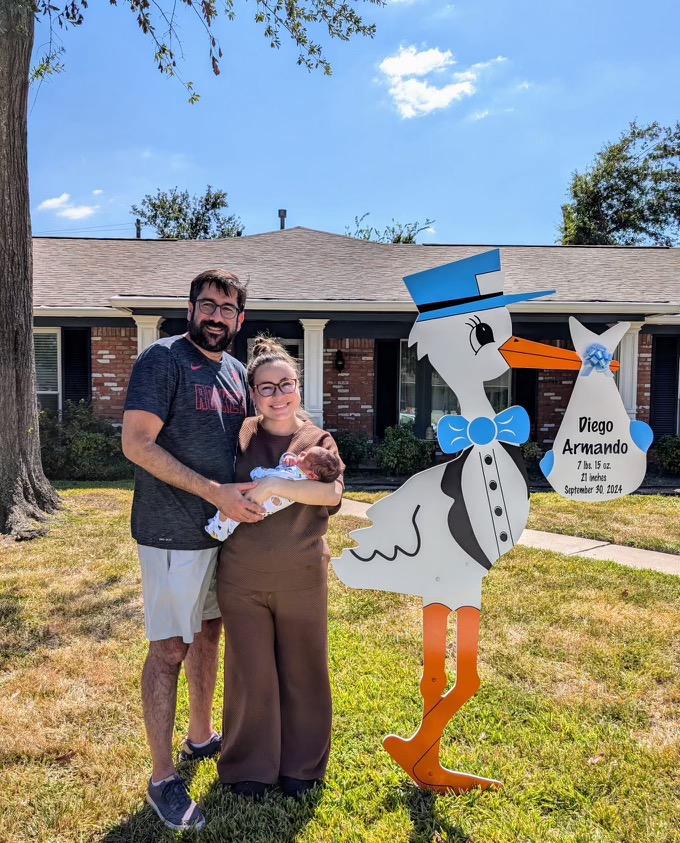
[253,378,299,398]
[196,298,243,320]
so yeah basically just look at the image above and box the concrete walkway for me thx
[337,498,680,576]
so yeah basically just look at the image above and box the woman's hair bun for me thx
[247,332,302,391]
[252,335,285,359]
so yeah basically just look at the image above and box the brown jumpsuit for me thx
[216,418,343,785]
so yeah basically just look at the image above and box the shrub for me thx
[39,401,133,481]
[520,439,543,462]
[519,439,543,473]
[652,435,680,475]
[333,429,373,473]
[376,422,434,477]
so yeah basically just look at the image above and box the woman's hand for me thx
[244,477,283,506]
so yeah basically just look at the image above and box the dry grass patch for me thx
[343,491,390,505]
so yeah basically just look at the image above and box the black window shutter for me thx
[62,328,91,403]
[650,336,679,436]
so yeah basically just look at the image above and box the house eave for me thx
[108,295,680,316]
[34,299,680,319]
[33,306,130,318]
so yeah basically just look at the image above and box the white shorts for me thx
[138,545,221,644]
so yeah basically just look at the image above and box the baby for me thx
[205,446,342,542]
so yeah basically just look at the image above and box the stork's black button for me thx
[484,455,493,465]
[499,531,508,542]
[494,506,503,516]
[489,480,497,490]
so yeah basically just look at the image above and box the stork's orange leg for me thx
[383,604,502,793]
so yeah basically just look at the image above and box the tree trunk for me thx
[0,0,59,537]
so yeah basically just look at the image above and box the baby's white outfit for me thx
[205,458,306,542]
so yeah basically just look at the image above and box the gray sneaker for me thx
[179,732,222,763]
[146,776,206,831]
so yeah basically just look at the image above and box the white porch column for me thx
[133,315,164,354]
[300,318,328,427]
[618,321,643,419]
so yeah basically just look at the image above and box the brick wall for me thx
[91,327,137,422]
[323,338,374,436]
[636,332,653,423]
[536,339,576,447]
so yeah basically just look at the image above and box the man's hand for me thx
[244,477,284,506]
[212,482,266,523]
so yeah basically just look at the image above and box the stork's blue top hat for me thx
[404,249,555,322]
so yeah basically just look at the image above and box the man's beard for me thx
[188,316,236,353]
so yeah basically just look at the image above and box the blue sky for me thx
[29,0,680,244]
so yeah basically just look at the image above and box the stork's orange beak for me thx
[499,336,620,372]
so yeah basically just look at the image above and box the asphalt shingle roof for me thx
[33,227,680,309]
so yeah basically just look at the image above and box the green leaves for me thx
[560,121,680,246]
[131,184,243,239]
[346,212,435,244]
[35,0,383,99]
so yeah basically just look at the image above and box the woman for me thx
[216,336,344,799]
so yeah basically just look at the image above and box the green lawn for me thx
[344,491,680,555]
[528,493,680,555]
[1,486,679,842]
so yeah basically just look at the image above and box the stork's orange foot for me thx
[383,734,502,794]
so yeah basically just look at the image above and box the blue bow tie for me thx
[437,406,530,454]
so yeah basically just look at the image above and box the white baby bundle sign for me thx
[540,318,653,501]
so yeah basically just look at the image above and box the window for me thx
[34,328,61,412]
[399,340,511,436]
[398,341,417,425]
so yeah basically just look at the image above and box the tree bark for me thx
[0,0,59,537]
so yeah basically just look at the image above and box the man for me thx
[122,269,265,831]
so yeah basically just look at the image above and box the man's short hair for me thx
[189,269,248,310]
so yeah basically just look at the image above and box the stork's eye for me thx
[467,315,495,354]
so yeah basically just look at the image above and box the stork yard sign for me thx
[332,249,652,795]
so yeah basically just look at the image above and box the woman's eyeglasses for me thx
[254,378,299,397]
[196,299,243,319]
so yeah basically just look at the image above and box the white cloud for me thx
[379,46,507,119]
[379,46,454,79]
[389,77,475,119]
[470,109,490,121]
[92,188,104,195]
[37,193,70,211]
[58,205,99,220]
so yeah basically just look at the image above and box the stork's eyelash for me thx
[468,318,496,355]
[465,315,482,330]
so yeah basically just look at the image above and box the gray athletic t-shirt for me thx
[124,335,253,549]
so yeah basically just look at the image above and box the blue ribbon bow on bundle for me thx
[437,406,530,454]
[581,343,614,377]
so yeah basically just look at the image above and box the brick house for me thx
[32,228,680,447]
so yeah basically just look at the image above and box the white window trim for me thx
[34,327,62,412]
